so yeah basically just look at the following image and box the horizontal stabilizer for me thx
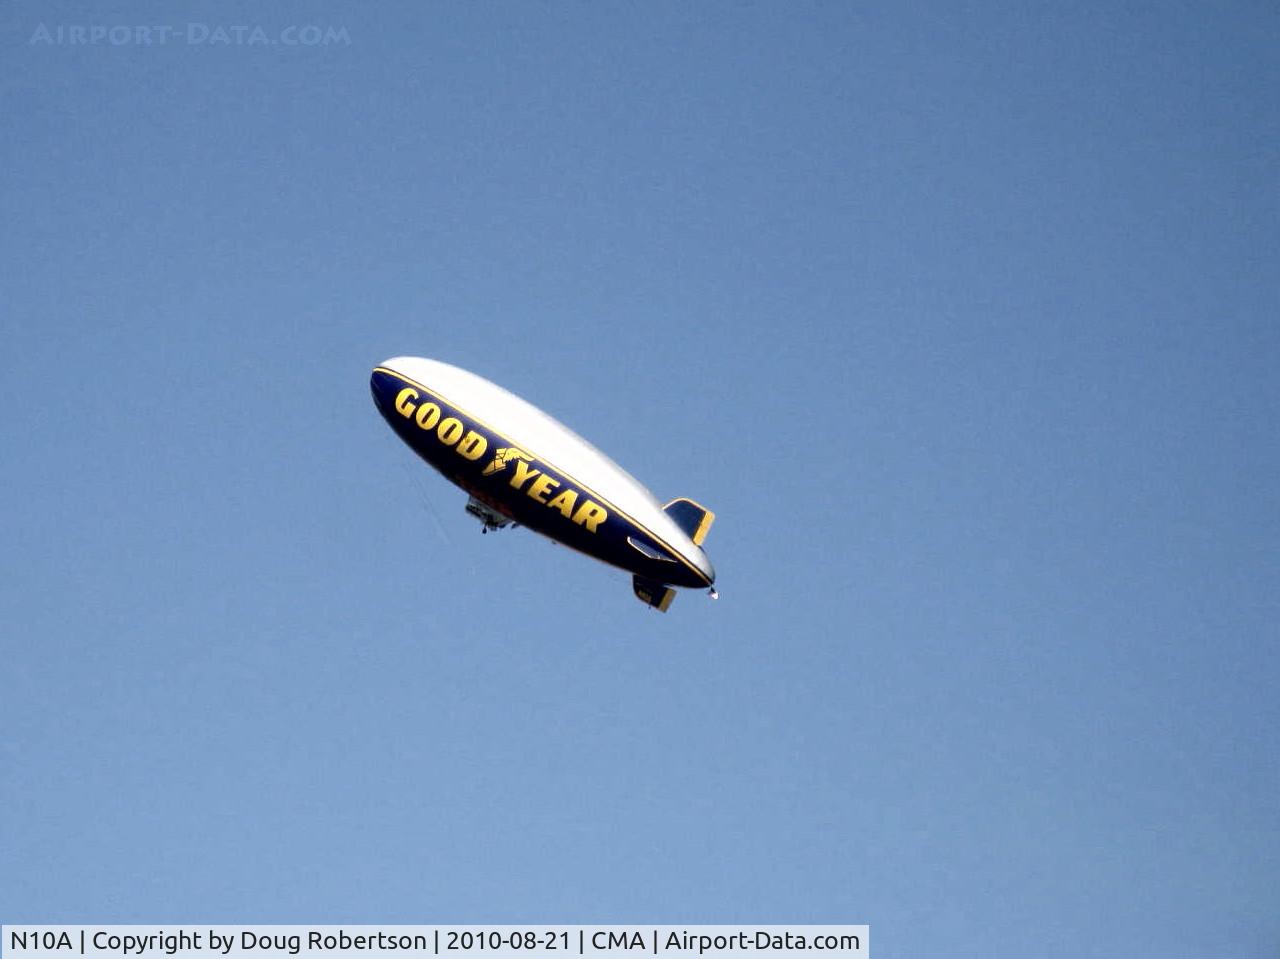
[633,575,676,612]
[663,498,715,546]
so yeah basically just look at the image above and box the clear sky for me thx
[2,1,1277,955]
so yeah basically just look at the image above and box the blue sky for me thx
[2,1,1277,955]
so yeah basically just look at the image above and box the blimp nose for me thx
[371,358,415,412]
[370,366,395,414]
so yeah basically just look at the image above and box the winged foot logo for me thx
[483,447,533,476]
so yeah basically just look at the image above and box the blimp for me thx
[371,357,717,611]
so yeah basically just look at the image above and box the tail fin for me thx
[633,575,676,612]
[663,498,715,546]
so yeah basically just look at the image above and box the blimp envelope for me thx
[371,356,717,611]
